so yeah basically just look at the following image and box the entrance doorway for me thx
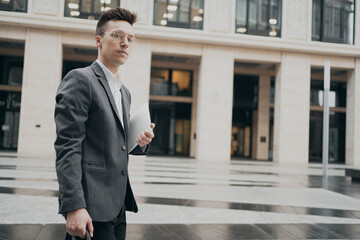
[0,47,24,151]
[231,74,258,158]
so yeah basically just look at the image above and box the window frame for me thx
[235,0,282,37]
[64,0,120,20]
[312,0,355,44]
[153,0,204,30]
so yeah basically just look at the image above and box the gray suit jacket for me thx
[54,61,147,222]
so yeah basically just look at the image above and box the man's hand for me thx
[66,208,94,238]
[136,123,155,147]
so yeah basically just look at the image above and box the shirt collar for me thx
[96,59,124,90]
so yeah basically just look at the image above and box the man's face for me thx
[96,20,135,67]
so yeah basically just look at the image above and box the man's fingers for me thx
[150,123,155,130]
[144,131,154,138]
[87,219,94,237]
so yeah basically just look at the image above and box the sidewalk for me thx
[0,154,359,239]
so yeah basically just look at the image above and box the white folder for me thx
[128,103,152,153]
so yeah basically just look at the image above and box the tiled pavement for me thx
[0,154,360,239]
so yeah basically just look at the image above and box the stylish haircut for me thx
[96,8,137,36]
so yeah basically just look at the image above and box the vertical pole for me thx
[323,61,330,176]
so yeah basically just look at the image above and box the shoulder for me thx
[63,66,93,83]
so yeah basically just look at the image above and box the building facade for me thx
[0,0,360,167]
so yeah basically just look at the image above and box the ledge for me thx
[345,169,360,182]
[1,10,360,57]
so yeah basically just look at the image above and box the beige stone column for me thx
[254,75,271,160]
[28,0,62,16]
[273,52,311,165]
[17,29,62,157]
[120,39,151,113]
[346,58,360,167]
[196,46,234,161]
[203,0,234,33]
[121,0,153,26]
[281,0,311,41]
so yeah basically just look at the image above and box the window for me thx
[312,0,355,44]
[64,0,120,20]
[308,68,347,164]
[149,67,193,156]
[153,0,204,30]
[236,0,282,37]
[150,68,192,97]
[0,0,27,12]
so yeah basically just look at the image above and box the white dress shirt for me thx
[96,59,124,127]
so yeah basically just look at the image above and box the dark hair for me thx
[96,8,137,36]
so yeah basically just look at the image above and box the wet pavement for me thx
[0,154,360,239]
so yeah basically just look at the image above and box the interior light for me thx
[269,30,277,37]
[193,16,203,22]
[68,3,79,9]
[105,7,111,11]
[167,5,177,11]
[70,11,80,16]
[167,13,174,19]
[198,9,204,14]
[163,13,167,18]
[105,0,111,4]
[160,19,167,25]
[236,27,247,33]
[1,0,10,3]
[170,0,179,2]
[269,18,277,25]
[100,0,105,3]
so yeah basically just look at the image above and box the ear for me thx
[95,35,102,48]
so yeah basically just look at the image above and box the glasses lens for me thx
[112,31,136,44]
[113,31,124,41]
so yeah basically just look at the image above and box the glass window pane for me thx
[81,0,92,13]
[172,70,192,96]
[236,0,247,28]
[178,0,190,23]
[0,0,27,12]
[312,0,321,40]
[154,0,204,29]
[314,0,354,44]
[309,111,345,163]
[150,69,170,95]
[65,0,120,20]
[191,0,204,29]
[153,0,167,25]
[238,0,281,37]
[248,0,258,29]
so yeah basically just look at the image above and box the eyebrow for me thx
[112,29,135,37]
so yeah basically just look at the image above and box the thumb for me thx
[87,218,94,238]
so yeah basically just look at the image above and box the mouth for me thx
[117,50,128,56]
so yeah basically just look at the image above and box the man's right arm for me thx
[54,70,91,215]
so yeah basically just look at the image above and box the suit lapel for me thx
[120,87,130,139]
[91,62,126,138]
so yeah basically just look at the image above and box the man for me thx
[54,8,154,240]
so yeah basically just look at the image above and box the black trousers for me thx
[68,207,127,240]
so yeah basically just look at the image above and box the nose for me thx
[120,38,129,48]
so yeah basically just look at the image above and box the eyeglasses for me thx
[99,30,136,44]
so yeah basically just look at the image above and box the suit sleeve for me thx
[54,70,92,215]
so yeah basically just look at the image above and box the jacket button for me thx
[122,145,126,151]
[122,169,127,175]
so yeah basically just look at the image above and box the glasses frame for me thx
[99,29,137,44]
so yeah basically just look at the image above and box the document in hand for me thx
[128,102,152,153]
